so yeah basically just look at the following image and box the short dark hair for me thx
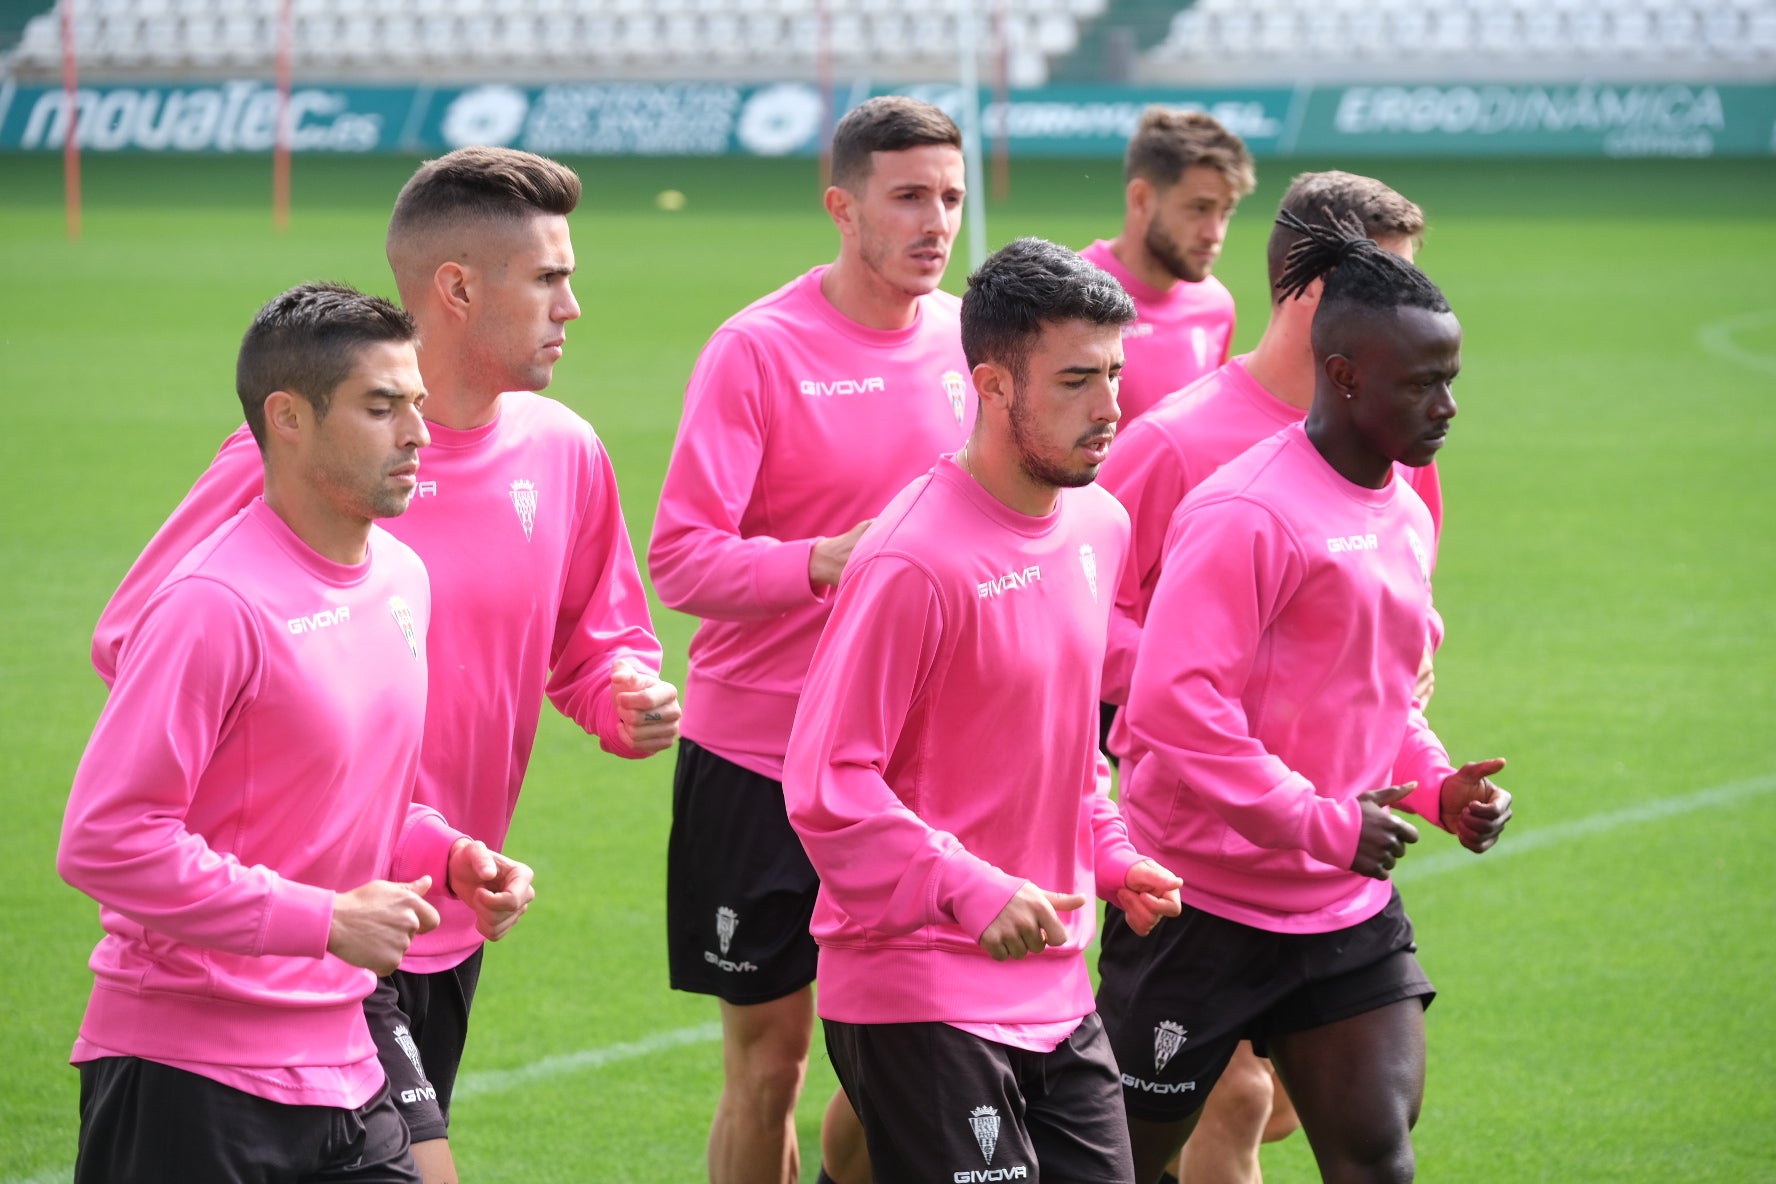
[1268,171,1425,300]
[387,146,580,259]
[961,237,1137,383]
[237,282,417,450]
[830,96,963,192]
[1273,210,1452,358]
[1124,108,1255,198]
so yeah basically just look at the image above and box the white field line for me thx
[7,774,1773,1183]
[452,1021,723,1100]
[1697,308,1776,377]
[1394,772,1776,883]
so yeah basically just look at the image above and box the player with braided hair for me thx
[1097,214,1514,1184]
[1098,175,1451,1184]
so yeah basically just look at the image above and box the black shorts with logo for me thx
[825,1013,1135,1184]
[362,947,484,1144]
[75,1056,419,1184]
[666,738,820,1005]
[1096,887,1435,1122]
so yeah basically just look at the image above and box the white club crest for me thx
[509,479,538,541]
[1190,325,1212,368]
[1154,1021,1187,1073]
[1079,543,1098,602]
[942,370,968,427]
[1405,526,1432,588]
[387,595,419,659]
[716,906,738,956]
[969,1105,1001,1165]
[392,1024,427,1078]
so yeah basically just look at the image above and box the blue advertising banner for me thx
[2,77,1771,158]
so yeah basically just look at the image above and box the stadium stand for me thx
[1140,0,1776,84]
[2,0,1103,86]
[4,0,1772,86]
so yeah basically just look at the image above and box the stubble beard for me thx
[1008,393,1100,491]
[1145,219,1209,284]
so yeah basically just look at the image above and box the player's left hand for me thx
[1439,758,1511,854]
[1116,858,1184,936]
[612,658,681,755]
[447,838,537,941]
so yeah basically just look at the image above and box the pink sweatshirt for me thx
[1080,239,1235,422]
[91,393,662,970]
[783,459,1146,1029]
[1100,357,1445,717]
[1122,424,1456,933]
[60,500,462,1108]
[649,266,973,780]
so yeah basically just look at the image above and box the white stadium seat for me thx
[9,0,1768,88]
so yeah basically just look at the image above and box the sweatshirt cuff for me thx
[1301,788,1366,872]
[935,845,1027,942]
[391,808,468,890]
[261,878,338,960]
[1094,845,1146,904]
[1399,770,1458,832]
[753,537,830,609]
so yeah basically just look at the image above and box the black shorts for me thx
[75,1056,419,1184]
[667,738,819,1005]
[825,1014,1135,1184]
[1096,888,1435,1122]
[363,947,484,1144]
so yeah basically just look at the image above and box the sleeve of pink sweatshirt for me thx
[784,555,1026,943]
[1129,497,1364,871]
[1406,463,1446,651]
[390,804,469,891]
[60,576,337,960]
[649,329,829,621]
[1089,751,1145,902]
[543,437,666,759]
[1099,422,1190,707]
[91,427,261,686]
[1392,707,1458,829]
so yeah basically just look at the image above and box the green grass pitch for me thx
[1,150,1773,1181]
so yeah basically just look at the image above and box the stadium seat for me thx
[13,0,1767,88]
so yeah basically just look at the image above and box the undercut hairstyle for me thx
[830,96,962,193]
[962,237,1137,383]
[1267,171,1425,300]
[1273,209,1451,358]
[386,146,580,267]
[237,282,417,450]
[1124,107,1256,199]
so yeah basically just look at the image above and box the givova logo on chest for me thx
[978,565,1042,599]
[1326,533,1379,553]
[287,606,350,634]
[799,376,886,397]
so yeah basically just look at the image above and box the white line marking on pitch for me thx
[452,1021,723,1100]
[1393,772,1776,883]
[1698,308,1776,377]
[6,774,1772,1183]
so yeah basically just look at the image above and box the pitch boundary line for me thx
[1698,308,1776,377]
[6,772,1772,1182]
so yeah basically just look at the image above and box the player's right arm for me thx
[91,426,264,685]
[61,578,345,962]
[649,330,837,621]
[782,554,1026,944]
